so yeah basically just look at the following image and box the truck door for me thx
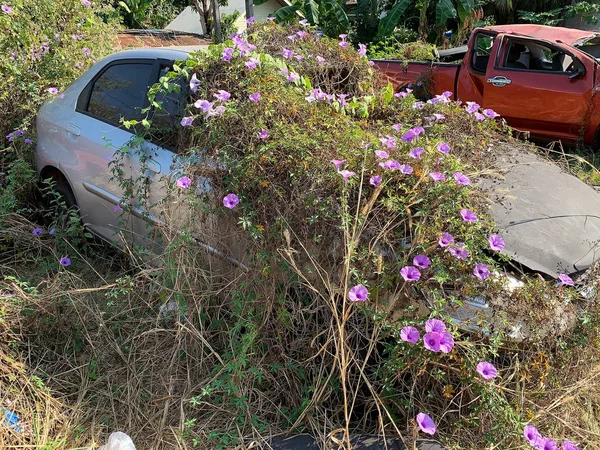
[482,35,593,142]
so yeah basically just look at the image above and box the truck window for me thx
[503,40,578,74]
[471,34,494,73]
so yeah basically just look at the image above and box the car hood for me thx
[478,146,600,278]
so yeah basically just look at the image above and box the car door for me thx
[482,35,593,142]
[65,59,159,244]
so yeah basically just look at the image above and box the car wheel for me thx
[53,182,77,210]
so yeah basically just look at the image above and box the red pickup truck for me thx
[374,25,600,147]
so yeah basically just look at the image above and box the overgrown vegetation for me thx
[1,10,600,450]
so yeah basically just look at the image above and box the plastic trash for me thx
[1,407,21,432]
[98,432,137,450]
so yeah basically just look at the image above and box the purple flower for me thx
[1,4,12,13]
[423,333,441,352]
[245,58,259,70]
[439,332,454,353]
[316,56,326,65]
[370,175,382,187]
[287,34,297,42]
[400,266,420,282]
[562,441,579,450]
[413,254,431,269]
[330,159,346,170]
[282,48,294,59]
[429,172,446,182]
[190,73,201,92]
[176,176,192,189]
[24,138,33,144]
[222,47,234,62]
[454,171,470,186]
[474,112,486,121]
[538,438,558,450]
[113,204,122,212]
[379,136,396,150]
[258,128,269,139]
[409,147,425,159]
[339,34,348,48]
[207,105,226,117]
[391,123,402,133]
[249,92,261,102]
[32,227,43,236]
[399,164,413,175]
[437,142,451,154]
[425,319,446,333]
[48,87,58,95]
[297,30,307,38]
[473,263,490,280]
[416,413,436,435]
[381,160,401,170]
[338,170,356,182]
[412,101,424,110]
[401,129,418,143]
[558,273,574,287]
[246,16,255,25]
[348,285,368,302]
[449,243,470,260]
[294,54,303,61]
[460,209,477,223]
[374,150,389,160]
[488,234,505,252]
[358,43,367,56]
[81,0,91,5]
[483,108,500,119]
[83,47,92,57]
[400,326,420,343]
[433,113,445,122]
[213,90,231,102]
[299,19,308,27]
[180,116,193,127]
[442,91,452,98]
[286,72,300,83]
[476,361,498,380]
[524,426,542,446]
[394,92,408,98]
[465,101,480,114]
[438,232,454,247]
[60,257,71,267]
[223,193,240,209]
[337,93,349,107]
[71,33,83,40]
[195,99,214,113]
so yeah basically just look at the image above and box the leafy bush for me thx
[368,38,436,61]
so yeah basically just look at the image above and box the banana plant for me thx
[117,0,155,28]
[377,0,475,40]
[256,0,350,35]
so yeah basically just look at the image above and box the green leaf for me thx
[118,1,131,13]
[304,0,320,25]
[457,0,474,22]
[436,0,457,26]
[253,0,270,4]
[274,5,300,23]
[381,82,394,104]
[320,0,349,28]
[376,0,413,40]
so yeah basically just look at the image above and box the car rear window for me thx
[87,63,154,125]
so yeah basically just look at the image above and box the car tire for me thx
[53,182,77,210]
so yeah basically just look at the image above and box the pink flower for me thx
[465,101,480,114]
[379,136,396,151]
[245,58,259,70]
[48,87,58,95]
[439,332,454,353]
[299,19,308,27]
[488,234,505,251]
[423,333,441,352]
[474,112,486,121]
[213,90,231,102]
[189,73,201,92]
[206,105,226,117]
[454,171,470,186]
[338,170,356,182]
[562,441,580,450]
[358,43,367,56]
[408,147,424,159]
[483,108,500,119]
[399,164,413,174]
[374,150,389,160]
[538,438,558,450]
[249,92,261,102]
[81,0,91,5]
[558,273,574,287]
[339,34,348,48]
[195,99,214,112]
[176,176,192,189]
[2,4,12,13]
[437,142,451,154]
[330,159,346,170]
[223,193,240,209]
[473,263,490,280]
[282,48,294,59]
[400,266,420,282]
[524,425,542,446]
[286,72,300,82]
[413,254,431,269]
[370,175,382,187]
[429,172,446,182]
[316,56,326,65]
[287,34,297,42]
[83,47,92,57]
[460,209,477,223]
[449,243,470,260]
[381,160,401,170]
[400,326,420,343]
[258,129,269,139]
[425,319,446,333]
[180,116,193,127]
[476,361,498,380]
[294,54,303,61]
[438,232,454,247]
[297,30,307,38]
[416,413,436,435]
[391,123,402,133]
[348,285,368,302]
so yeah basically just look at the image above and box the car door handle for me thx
[66,124,81,137]
[487,76,512,87]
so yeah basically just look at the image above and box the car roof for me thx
[105,46,205,63]
[482,24,600,46]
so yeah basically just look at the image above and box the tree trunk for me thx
[212,0,223,43]
[418,2,428,42]
[245,0,254,22]
[192,0,209,35]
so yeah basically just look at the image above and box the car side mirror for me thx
[569,65,585,79]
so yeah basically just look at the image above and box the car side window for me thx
[502,40,578,74]
[87,63,155,125]
[471,34,494,73]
